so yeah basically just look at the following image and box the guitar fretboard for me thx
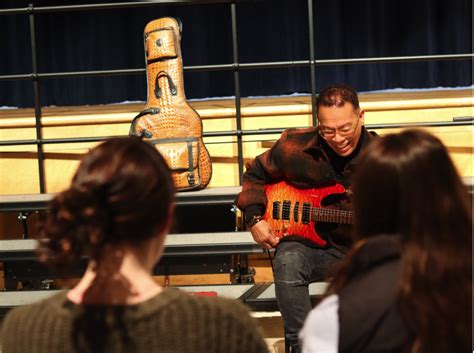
[278,200,354,225]
[311,207,353,224]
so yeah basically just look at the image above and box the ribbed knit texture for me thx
[1,288,269,353]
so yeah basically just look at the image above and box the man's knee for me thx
[274,245,311,285]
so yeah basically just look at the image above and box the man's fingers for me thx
[261,237,279,249]
[250,221,279,249]
[268,230,279,247]
[269,236,279,247]
[264,241,275,250]
[256,238,272,250]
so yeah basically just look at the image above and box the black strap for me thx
[155,71,177,99]
[129,108,160,137]
[187,140,196,186]
[187,140,194,172]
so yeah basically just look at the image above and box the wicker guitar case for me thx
[130,17,212,191]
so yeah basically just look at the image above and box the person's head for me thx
[352,129,470,244]
[316,84,365,157]
[336,129,472,353]
[38,137,175,269]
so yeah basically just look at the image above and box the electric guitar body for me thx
[264,181,354,246]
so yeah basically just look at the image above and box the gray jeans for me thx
[273,241,344,351]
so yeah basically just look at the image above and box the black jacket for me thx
[338,234,412,353]
[236,126,378,249]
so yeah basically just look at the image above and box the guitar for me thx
[264,181,354,246]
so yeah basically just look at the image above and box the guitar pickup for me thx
[294,201,300,222]
[282,200,291,221]
[302,203,311,224]
[272,201,281,220]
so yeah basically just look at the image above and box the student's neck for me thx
[67,246,162,305]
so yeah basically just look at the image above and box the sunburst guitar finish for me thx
[264,181,354,246]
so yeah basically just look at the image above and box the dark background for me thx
[0,0,472,108]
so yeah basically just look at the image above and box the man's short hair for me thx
[316,84,360,111]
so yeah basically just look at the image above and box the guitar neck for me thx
[311,208,353,225]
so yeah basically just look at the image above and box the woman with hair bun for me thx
[1,137,269,353]
[300,129,472,353]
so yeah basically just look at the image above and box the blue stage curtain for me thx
[0,0,471,107]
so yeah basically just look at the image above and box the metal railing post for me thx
[231,3,244,185]
[307,0,317,127]
[28,4,46,193]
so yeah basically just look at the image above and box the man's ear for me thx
[358,109,365,125]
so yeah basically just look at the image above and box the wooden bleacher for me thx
[1,176,473,317]
[0,185,327,318]
[0,90,472,323]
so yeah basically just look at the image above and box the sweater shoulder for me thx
[1,292,67,350]
[3,291,66,321]
[164,289,256,323]
[159,289,269,352]
[272,127,318,152]
[282,127,318,140]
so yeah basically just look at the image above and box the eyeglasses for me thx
[317,118,360,139]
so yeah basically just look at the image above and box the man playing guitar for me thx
[235,84,377,353]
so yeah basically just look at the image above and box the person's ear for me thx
[358,109,365,125]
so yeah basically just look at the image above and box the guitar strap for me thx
[130,17,212,191]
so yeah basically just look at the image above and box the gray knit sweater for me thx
[1,288,269,353]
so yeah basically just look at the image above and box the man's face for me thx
[317,103,365,157]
